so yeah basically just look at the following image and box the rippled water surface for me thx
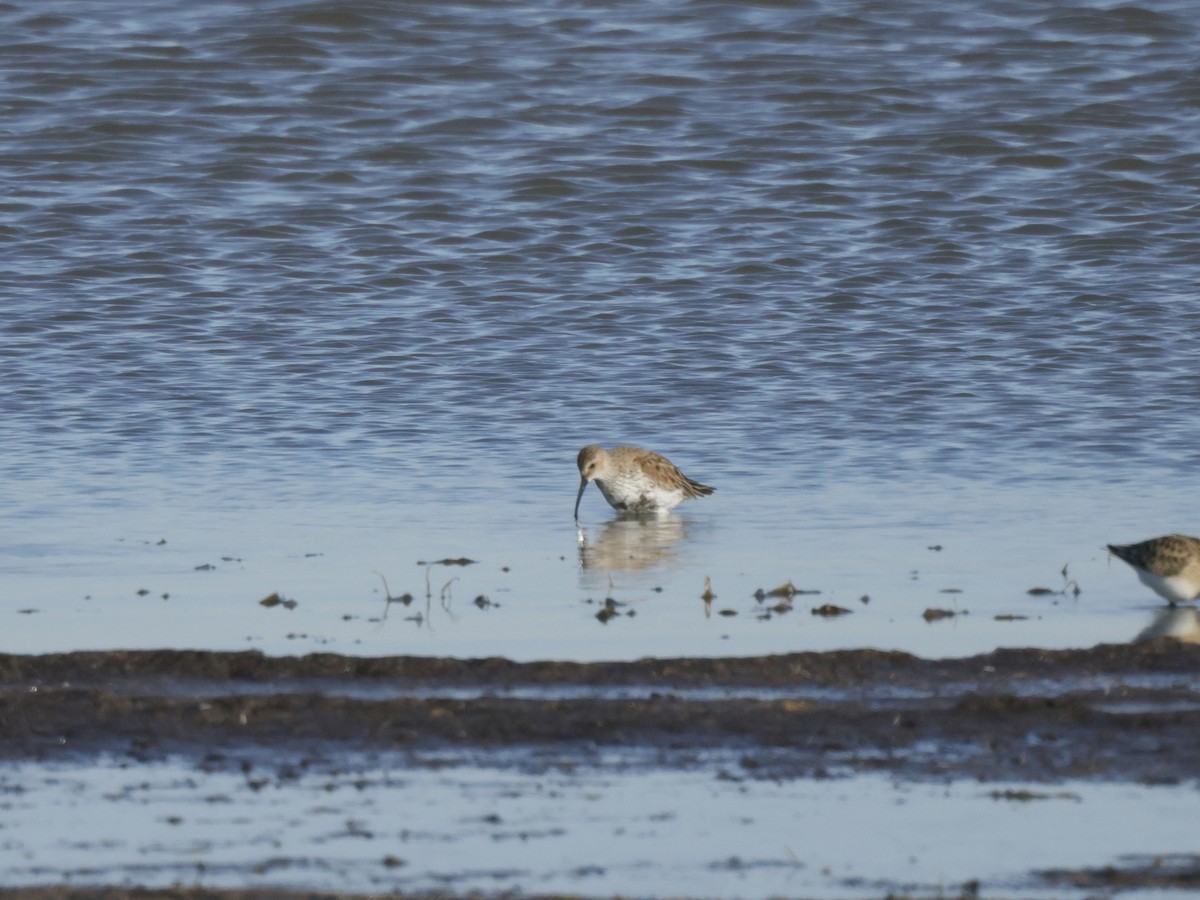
[4,0,1200,660]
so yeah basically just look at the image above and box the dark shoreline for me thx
[2,641,1198,782]
[4,638,1199,686]
[3,643,1200,898]
[0,891,545,900]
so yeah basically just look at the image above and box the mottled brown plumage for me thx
[574,444,713,518]
[1108,534,1200,605]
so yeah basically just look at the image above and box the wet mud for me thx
[0,891,534,900]
[0,892,468,900]
[4,643,1200,898]
[1040,855,1200,892]
[2,640,1199,783]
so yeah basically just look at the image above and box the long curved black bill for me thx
[573,478,588,519]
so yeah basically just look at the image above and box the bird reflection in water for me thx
[1133,606,1200,644]
[577,514,687,575]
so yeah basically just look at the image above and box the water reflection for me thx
[577,515,687,575]
[1134,606,1200,644]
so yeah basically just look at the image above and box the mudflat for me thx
[2,641,1198,783]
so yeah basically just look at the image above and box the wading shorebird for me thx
[1108,534,1200,605]
[574,444,714,518]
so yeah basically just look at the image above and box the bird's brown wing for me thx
[634,449,714,498]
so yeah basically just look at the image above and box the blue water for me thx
[3,0,1200,660]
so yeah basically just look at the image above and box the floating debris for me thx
[758,582,820,600]
[374,572,415,621]
[860,594,870,604]
[995,614,1029,621]
[194,563,216,571]
[596,597,621,623]
[940,587,962,594]
[473,595,494,610]
[928,544,943,551]
[923,607,962,622]
[989,789,1081,803]
[717,608,737,617]
[419,557,476,567]
[343,819,373,839]
[259,593,297,610]
[812,604,851,617]
[136,588,150,596]
[1029,564,1081,598]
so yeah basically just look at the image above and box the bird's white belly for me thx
[1137,569,1200,604]
[596,477,683,512]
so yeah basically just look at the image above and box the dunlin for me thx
[574,444,714,518]
[1108,534,1200,605]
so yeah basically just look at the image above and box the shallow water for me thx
[1,464,1192,661]
[2,755,1197,899]
[5,0,1200,660]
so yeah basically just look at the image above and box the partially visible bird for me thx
[1108,534,1200,605]
[574,445,714,518]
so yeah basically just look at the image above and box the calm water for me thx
[4,0,1200,660]
[6,757,1199,898]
